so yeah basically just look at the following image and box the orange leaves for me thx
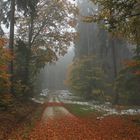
[0,37,12,92]
[27,115,140,140]
[0,65,8,71]
[124,60,140,68]
[123,60,140,76]
[29,116,95,140]
[0,38,7,47]
[0,73,11,80]
[45,102,64,107]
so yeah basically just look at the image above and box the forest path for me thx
[28,91,96,140]
[28,91,140,140]
[42,93,74,121]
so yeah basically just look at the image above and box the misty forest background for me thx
[0,0,140,111]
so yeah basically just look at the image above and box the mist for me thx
[36,47,75,91]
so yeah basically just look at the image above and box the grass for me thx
[64,103,100,117]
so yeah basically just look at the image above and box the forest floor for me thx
[27,94,140,140]
[1,91,140,140]
[0,100,45,140]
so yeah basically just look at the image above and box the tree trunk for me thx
[111,38,117,78]
[9,0,15,94]
[111,37,119,104]
[25,13,34,86]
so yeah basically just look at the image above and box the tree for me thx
[90,0,140,55]
[15,0,76,88]
[89,0,140,104]
[65,55,105,100]
[115,57,140,105]
[0,0,77,100]
[1,0,39,95]
[0,37,13,108]
[9,0,15,94]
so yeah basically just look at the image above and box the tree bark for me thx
[111,37,119,105]
[25,13,34,86]
[111,38,117,78]
[9,0,15,94]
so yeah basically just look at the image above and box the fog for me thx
[36,47,75,91]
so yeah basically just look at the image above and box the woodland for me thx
[0,0,76,107]
[66,0,140,105]
[0,0,140,139]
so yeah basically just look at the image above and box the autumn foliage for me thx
[12,114,140,140]
[2,101,140,140]
[0,37,13,106]
[124,60,140,76]
[65,55,105,100]
[115,57,140,105]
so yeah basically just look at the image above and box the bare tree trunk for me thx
[9,0,15,95]
[135,28,140,57]
[25,13,34,87]
[111,38,119,104]
[111,38,117,78]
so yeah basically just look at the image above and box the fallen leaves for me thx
[29,116,140,140]
[3,101,140,140]
[27,115,140,140]
[45,102,64,107]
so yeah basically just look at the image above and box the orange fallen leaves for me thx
[5,102,140,140]
[27,115,140,140]
[45,102,64,107]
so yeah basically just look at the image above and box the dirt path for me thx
[28,93,97,140]
[42,95,74,121]
[27,91,140,140]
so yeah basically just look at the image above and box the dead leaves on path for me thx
[5,102,140,140]
[45,102,64,107]
[28,115,140,140]
[29,117,95,140]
